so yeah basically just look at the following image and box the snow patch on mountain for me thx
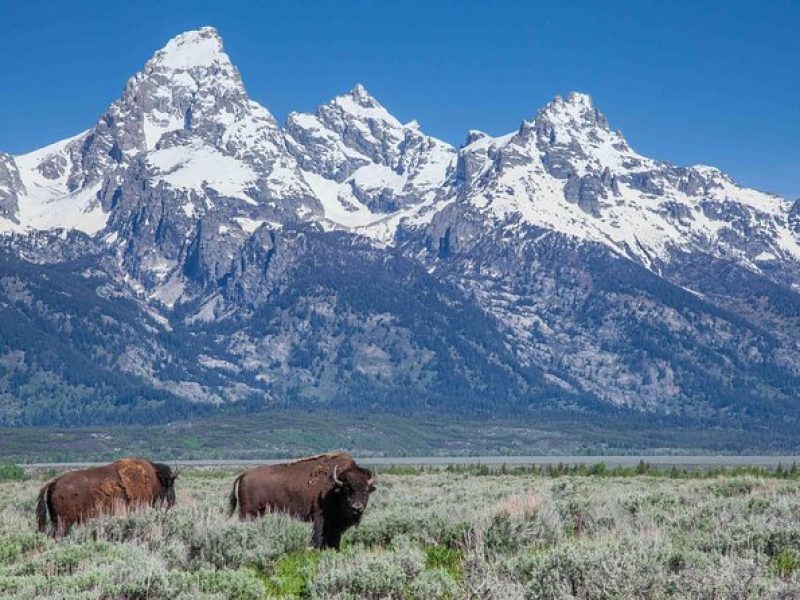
[0,132,109,234]
[301,170,378,228]
[146,140,257,200]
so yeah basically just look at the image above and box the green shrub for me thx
[174,567,265,599]
[186,515,309,571]
[772,549,798,579]
[262,550,321,598]
[310,545,425,599]
[423,545,464,581]
[347,509,468,548]
[409,568,462,599]
[519,538,666,600]
[709,479,757,497]
[484,495,561,554]
[0,531,41,565]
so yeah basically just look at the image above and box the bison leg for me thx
[311,515,325,549]
[52,518,70,538]
[324,530,343,551]
[319,517,343,551]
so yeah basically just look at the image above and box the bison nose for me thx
[352,503,365,513]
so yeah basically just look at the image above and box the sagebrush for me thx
[0,470,798,598]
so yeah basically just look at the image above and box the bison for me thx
[35,458,178,536]
[228,452,376,550]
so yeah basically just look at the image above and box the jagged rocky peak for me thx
[527,92,634,162]
[285,84,455,220]
[20,27,320,299]
[133,25,262,130]
[285,83,407,177]
[314,83,402,130]
[147,26,230,71]
[536,92,610,131]
[486,92,649,196]
[442,91,787,272]
[455,92,636,187]
[287,82,455,172]
[348,83,389,111]
[38,26,285,195]
[331,83,402,128]
[109,26,282,160]
[464,130,491,146]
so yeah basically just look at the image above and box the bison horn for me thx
[368,466,377,487]
[332,466,344,487]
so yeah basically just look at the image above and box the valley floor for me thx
[0,469,799,598]
[3,409,799,462]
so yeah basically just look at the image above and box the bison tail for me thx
[36,480,55,533]
[228,473,244,517]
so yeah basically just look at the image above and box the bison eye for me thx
[369,485,376,493]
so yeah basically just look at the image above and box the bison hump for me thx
[289,452,352,466]
[306,454,357,487]
[115,459,156,502]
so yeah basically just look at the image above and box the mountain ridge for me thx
[1,27,798,433]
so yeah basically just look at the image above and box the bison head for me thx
[331,465,376,523]
[154,463,180,508]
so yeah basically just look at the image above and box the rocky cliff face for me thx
[0,153,23,222]
[1,27,798,427]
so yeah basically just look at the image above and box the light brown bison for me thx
[228,452,376,550]
[35,458,178,536]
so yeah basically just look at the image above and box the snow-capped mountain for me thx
[1,27,799,430]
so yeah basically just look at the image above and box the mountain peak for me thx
[548,91,596,112]
[325,85,402,128]
[345,83,382,109]
[350,83,372,102]
[464,130,490,146]
[565,91,595,108]
[149,26,230,70]
[537,91,609,131]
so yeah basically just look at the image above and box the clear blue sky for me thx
[1,0,798,198]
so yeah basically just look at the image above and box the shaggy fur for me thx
[228,452,375,550]
[36,458,177,536]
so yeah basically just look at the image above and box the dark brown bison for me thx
[228,452,376,550]
[35,458,178,536]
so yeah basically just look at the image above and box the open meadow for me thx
[1,465,799,599]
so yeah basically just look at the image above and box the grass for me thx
[772,549,798,580]
[423,546,464,581]
[261,551,321,598]
[0,468,799,598]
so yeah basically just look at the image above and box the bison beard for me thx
[35,458,178,536]
[228,452,376,550]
